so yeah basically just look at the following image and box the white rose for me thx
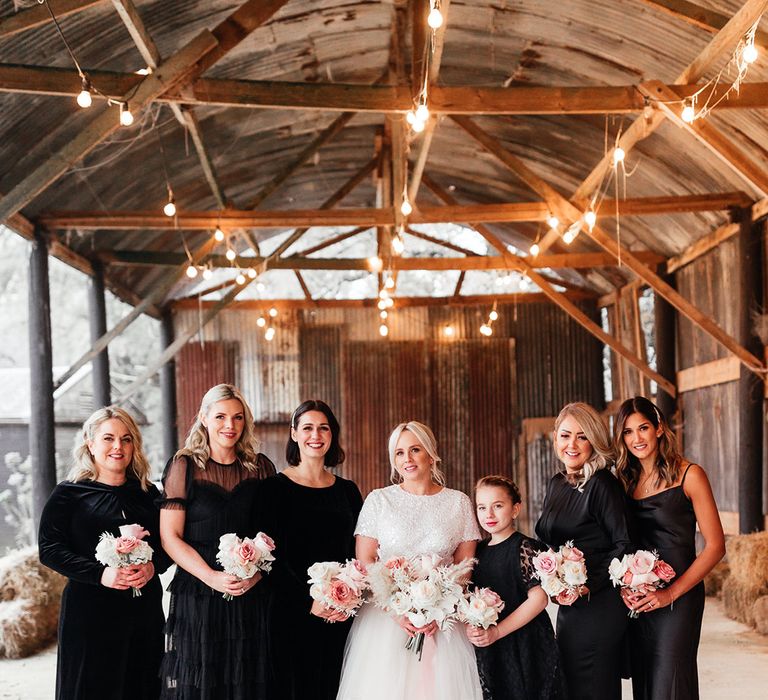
[309,582,325,602]
[608,557,627,586]
[562,560,587,586]
[388,591,412,616]
[307,561,338,584]
[410,579,441,609]
[541,575,566,597]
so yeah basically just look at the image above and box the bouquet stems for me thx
[405,631,426,661]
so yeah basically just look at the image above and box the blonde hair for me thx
[69,407,152,490]
[553,402,614,490]
[175,384,261,471]
[388,421,446,486]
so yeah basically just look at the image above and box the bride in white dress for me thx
[336,421,483,700]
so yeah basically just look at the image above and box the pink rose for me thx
[629,551,655,575]
[532,550,559,577]
[653,560,676,583]
[556,588,580,606]
[561,545,584,562]
[622,570,635,586]
[115,536,140,554]
[385,556,408,571]
[119,524,149,540]
[338,559,368,593]
[328,579,359,609]
[254,532,276,554]
[478,588,503,609]
[236,540,258,564]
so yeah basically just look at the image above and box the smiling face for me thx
[622,411,662,462]
[475,485,520,540]
[554,415,594,473]
[291,410,332,462]
[202,398,245,457]
[88,418,134,483]
[393,429,433,485]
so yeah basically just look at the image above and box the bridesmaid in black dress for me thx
[159,384,276,699]
[259,399,363,700]
[535,402,631,700]
[39,406,170,700]
[614,396,725,700]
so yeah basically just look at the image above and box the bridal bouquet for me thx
[307,559,368,616]
[457,587,505,629]
[367,554,474,660]
[531,541,588,606]
[608,550,676,618]
[216,531,275,601]
[94,523,154,597]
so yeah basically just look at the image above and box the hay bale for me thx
[753,596,768,635]
[704,561,730,597]
[726,531,768,589]
[722,574,768,627]
[0,546,66,658]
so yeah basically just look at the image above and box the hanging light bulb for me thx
[185,264,198,279]
[400,197,413,216]
[428,5,443,30]
[379,288,390,300]
[379,323,389,337]
[489,310,499,321]
[546,214,559,230]
[119,102,134,126]
[202,267,213,280]
[163,193,176,217]
[443,324,455,337]
[76,76,92,108]
[236,273,246,285]
[415,103,430,122]
[563,230,576,245]
[681,99,695,124]
[377,299,387,311]
[529,242,540,257]
[385,297,395,308]
[406,110,417,125]
[225,248,237,262]
[368,255,384,272]
[479,324,493,337]
[380,310,388,320]
[613,147,626,166]
[385,276,395,289]
[214,227,225,242]
[584,209,597,231]
[411,118,426,133]
[256,281,266,292]
[247,268,257,279]
[743,40,758,64]
[256,316,266,328]
[264,327,276,342]
[392,235,405,255]
[519,275,530,291]
[269,307,278,318]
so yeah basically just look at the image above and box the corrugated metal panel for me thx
[299,325,342,416]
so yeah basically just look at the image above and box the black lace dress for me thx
[535,470,632,700]
[158,454,275,700]
[473,532,567,700]
[38,478,171,700]
[627,464,704,700]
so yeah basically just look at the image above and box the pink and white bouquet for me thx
[608,550,676,617]
[457,587,505,629]
[216,531,275,601]
[367,554,474,660]
[307,559,368,616]
[94,523,154,597]
[531,541,588,606]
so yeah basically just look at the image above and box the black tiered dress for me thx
[38,478,170,700]
[258,472,363,700]
[535,469,632,700]
[472,531,566,700]
[627,463,704,700]
[158,455,275,700]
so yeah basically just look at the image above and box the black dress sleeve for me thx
[38,484,104,586]
[588,472,632,593]
[519,536,545,591]
[158,456,190,510]
[146,483,173,575]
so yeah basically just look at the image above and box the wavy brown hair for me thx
[614,396,682,494]
[474,475,522,505]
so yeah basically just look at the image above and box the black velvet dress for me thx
[158,454,275,700]
[258,472,363,700]
[38,478,171,700]
[535,470,632,700]
[627,464,704,700]
[473,532,567,700]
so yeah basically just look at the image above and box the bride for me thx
[336,421,483,700]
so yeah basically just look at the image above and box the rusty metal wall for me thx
[299,325,342,417]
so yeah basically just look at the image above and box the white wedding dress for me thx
[336,485,483,700]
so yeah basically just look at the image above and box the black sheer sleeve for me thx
[256,453,276,478]
[588,472,632,593]
[38,484,104,586]
[158,456,190,510]
[520,536,545,590]
[146,483,173,575]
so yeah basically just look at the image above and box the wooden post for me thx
[88,259,111,407]
[28,226,56,529]
[737,207,764,532]
[159,307,178,460]
[655,272,677,424]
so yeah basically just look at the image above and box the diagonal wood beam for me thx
[110,0,160,67]
[295,226,370,257]
[294,271,313,300]
[404,226,480,256]
[0,0,104,39]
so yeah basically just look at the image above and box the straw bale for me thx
[754,596,768,635]
[721,575,768,627]
[704,561,729,597]
[726,532,768,588]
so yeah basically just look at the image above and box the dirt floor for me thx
[1,598,766,699]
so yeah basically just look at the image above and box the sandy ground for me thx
[1,597,766,699]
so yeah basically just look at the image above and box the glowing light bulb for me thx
[743,42,758,64]
[264,327,276,342]
[225,248,237,262]
[563,230,575,244]
[613,147,625,165]
[412,118,426,133]
[247,268,257,279]
[163,199,176,217]
[214,227,225,242]
[385,297,394,308]
[529,243,540,257]
[479,324,493,337]
[269,307,278,318]
[368,255,383,272]
[377,299,387,311]
[256,316,266,328]
[379,288,390,300]
[119,103,134,126]
[489,310,499,321]
[236,273,246,285]
[681,101,695,124]
[443,324,455,337]
[202,267,213,280]
[519,276,530,291]
[76,77,92,108]
[546,214,559,230]
[380,310,388,320]
[392,235,405,255]
[185,265,198,279]
[406,111,416,125]
[379,324,389,337]
[256,282,266,292]
[400,198,412,216]
[428,7,443,29]
[584,209,597,230]
[415,103,430,122]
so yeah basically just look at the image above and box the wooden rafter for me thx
[294,271,313,300]
[294,226,370,257]
[0,0,104,39]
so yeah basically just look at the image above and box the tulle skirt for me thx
[336,604,483,700]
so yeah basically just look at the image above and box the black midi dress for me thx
[258,472,363,700]
[535,469,632,700]
[38,478,170,700]
[158,454,275,700]
[627,463,704,700]
[472,531,566,700]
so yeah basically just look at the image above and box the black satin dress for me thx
[627,464,703,700]
[535,470,632,700]
[258,472,363,700]
[38,478,171,700]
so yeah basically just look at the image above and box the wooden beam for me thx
[404,226,480,256]
[294,271,313,300]
[294,226,370,257]
[666,221,740,272]
[0,0,104,39]
[110,0,160,68]
[677,356,741,392]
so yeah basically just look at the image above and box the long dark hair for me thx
[286,399,346,467]
[614,396,682,494]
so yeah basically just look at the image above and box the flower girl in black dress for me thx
[467,476,566,700]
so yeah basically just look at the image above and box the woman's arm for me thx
[635,465,725,612]
[467,586,548,647]
[355,534,379,565]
